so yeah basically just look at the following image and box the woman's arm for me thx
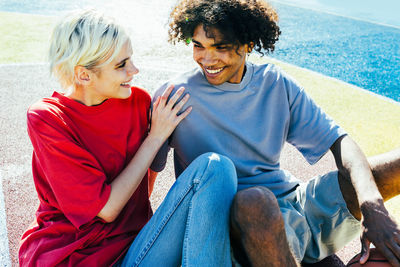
[97,85,191,222]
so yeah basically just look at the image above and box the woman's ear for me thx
[74,65,91,86]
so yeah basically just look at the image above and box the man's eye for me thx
[216,46,228,50]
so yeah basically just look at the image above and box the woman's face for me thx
[73,40,139,106]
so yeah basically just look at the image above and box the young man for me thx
[151,0,400,266]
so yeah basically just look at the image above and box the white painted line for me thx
[0,170,11,267]
[0,62,184,73]
[0,62,47,68]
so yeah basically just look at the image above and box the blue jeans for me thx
[118,153,237,267]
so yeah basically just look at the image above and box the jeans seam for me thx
[182,177,201,266]
[182,196,193,266]
[132,182,195,266]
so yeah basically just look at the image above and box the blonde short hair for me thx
[48,9,128,89]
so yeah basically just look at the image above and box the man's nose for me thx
[200,50,218,66]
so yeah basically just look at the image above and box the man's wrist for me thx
[360,198,388,217]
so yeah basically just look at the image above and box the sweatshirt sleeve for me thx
[285,76,346,165]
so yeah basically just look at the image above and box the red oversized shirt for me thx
[19,87,153,266]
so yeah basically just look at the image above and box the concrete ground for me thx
[0,0,367,265]
[0,62,360,266]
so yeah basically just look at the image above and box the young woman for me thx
[19,9,237,267]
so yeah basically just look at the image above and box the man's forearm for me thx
[331,135,382,206]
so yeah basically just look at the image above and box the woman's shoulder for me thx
[129,86,152,112]
[131,86,151,101]
[26,93,73,132]
[27,95,62,119]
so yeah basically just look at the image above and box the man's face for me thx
[192,25,249,85]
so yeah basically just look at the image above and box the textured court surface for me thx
[4,0,397,265]
[0,62,364,266]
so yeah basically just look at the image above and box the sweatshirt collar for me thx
[207,62,253,92]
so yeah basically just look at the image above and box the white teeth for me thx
[206,68,223,74]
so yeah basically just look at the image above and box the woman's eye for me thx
[118,62,126,68]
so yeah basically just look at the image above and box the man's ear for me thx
[247,42,255,53]
[74,65,91,85]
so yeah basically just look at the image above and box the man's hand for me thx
[331,136,400,266]
[359,199,400,266]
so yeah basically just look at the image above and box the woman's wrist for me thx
[145,133,166,151]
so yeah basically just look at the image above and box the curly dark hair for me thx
[168,0,281,55]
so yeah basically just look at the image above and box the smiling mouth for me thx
[120,79,132,87]
[204,67,224,75]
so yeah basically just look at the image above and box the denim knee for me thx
[195,152,238,193]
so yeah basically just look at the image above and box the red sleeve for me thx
[27,108,111,229]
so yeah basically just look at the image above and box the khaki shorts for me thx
[279,171,361,263]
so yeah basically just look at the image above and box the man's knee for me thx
[230,187,295,266]
[231,186,282,228]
